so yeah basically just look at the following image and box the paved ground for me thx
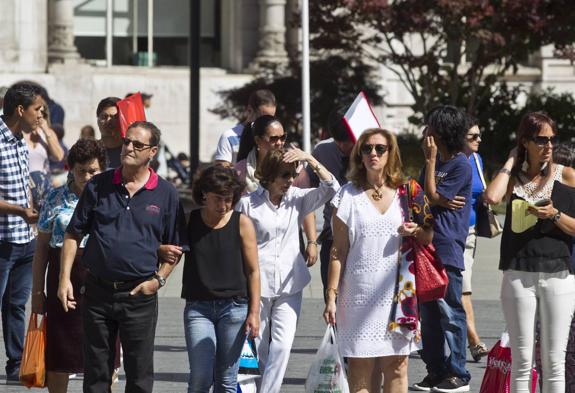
[0,230,505,392]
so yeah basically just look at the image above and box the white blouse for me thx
[237,179,339,297]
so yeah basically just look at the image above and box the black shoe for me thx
[412,374,443,391]
[432,376,470,392]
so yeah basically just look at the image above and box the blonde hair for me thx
[347,128,405,189]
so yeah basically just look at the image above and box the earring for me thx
[521,150,529,172]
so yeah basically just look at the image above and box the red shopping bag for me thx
[117,92,146,137]
[479,339,538,393]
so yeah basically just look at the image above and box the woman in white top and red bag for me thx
[323,128,433,393]
[237,148,339,393]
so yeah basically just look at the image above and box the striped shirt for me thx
[0,117,34,243]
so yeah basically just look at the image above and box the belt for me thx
[87,272,151,291]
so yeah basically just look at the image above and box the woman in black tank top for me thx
[182,165,260,393]
[484,112,575,393]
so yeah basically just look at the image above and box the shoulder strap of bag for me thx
[473,153,487,191]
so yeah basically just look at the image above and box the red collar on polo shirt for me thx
[112,167,159,190]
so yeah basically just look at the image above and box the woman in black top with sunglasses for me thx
[485,112,575,393]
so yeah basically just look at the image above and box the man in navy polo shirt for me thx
[413,106,473,393]
[58,121,186,393]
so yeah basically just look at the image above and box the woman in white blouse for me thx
[237,148,339,393]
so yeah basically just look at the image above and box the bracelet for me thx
[325,287,338,297]
[499,168,512,176]
[307,240,318,246]
[312,162,322,173]
[33,291,44,296]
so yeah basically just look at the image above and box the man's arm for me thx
[0,200,38,223]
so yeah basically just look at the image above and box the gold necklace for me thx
[368,182,385,201]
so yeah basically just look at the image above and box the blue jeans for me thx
[184,298,248,393]
[420,266,470,383]
[0,240,35,376]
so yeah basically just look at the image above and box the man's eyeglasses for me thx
[467,133,482,141]
[266,134,287,143]
[360,144,389,156]
[280,170,298,179]
[123,138,156,150]
[531,135,558,146]
[97,114,117,122]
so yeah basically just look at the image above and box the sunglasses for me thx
[266,134,287,143]
[360,144,389,156]
[122,138,156,150]
[280,170,298,179]
[531,135,558,146]
[467,133,482,141]
[97,113,117,122]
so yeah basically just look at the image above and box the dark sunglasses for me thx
[280,170,298,179]
[122,138,156,150]
[267,134,287,143]
[531,135,558,146]
[467,133,482,141]
[360,144,389,156]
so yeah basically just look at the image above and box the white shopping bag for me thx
[305,325,350,393]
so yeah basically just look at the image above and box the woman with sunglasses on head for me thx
[323,128,433,393]
[237,148,339,393]
[236,114,320,270]
[485,112,575,393]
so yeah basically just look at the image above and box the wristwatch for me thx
[154,274,166,288]
[551,210,562,223]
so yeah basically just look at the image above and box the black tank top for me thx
[499,182,572,273]
[181,209,248,300]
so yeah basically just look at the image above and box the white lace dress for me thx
[332,183,420,357]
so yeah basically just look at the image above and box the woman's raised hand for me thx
[283,145,311,163]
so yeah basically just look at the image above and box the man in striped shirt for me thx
[0,82,45,384]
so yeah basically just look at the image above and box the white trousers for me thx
[256,291,302,393]
[501,270,575,393]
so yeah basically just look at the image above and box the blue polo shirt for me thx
[420,153,472,270]
[66,167,187,281]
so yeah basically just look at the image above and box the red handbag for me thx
[401,180,448,303]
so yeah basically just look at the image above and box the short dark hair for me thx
[255,149,297,188]
[2,82,44,116]
[127,121,161,146]
[327,107,350,142]
[96,97,120,117]
[67,138,107,170]
[426,105,468,154]
[465,113,479,130]
[192,165,245,206]
[248,89,276,110]
[553,143,575,168]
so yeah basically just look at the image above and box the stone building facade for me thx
[0,0,574,161]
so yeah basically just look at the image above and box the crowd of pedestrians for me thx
[2,81,575,393]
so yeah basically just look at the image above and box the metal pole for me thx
[147,0,154,66]
[106,0,113,67]
[301,0,311,153]
[132,0,138,56]
[189,0,201,180]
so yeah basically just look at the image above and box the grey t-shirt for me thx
[305,138,349,238]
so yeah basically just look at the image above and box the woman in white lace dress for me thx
[485,112,575,393]
[323,128,433,393]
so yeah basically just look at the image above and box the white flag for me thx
[343,92,380,143]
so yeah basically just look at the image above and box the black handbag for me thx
[473,153,503,238]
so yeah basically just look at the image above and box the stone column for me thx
[251,0,288,69]
[48,0,80,64]
[285,0,299,61]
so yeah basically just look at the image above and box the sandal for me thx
[469,342,489,362]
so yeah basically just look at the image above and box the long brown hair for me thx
[514,112,556,173]
[347,128,405,189]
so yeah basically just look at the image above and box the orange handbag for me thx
[19,313,47,388]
